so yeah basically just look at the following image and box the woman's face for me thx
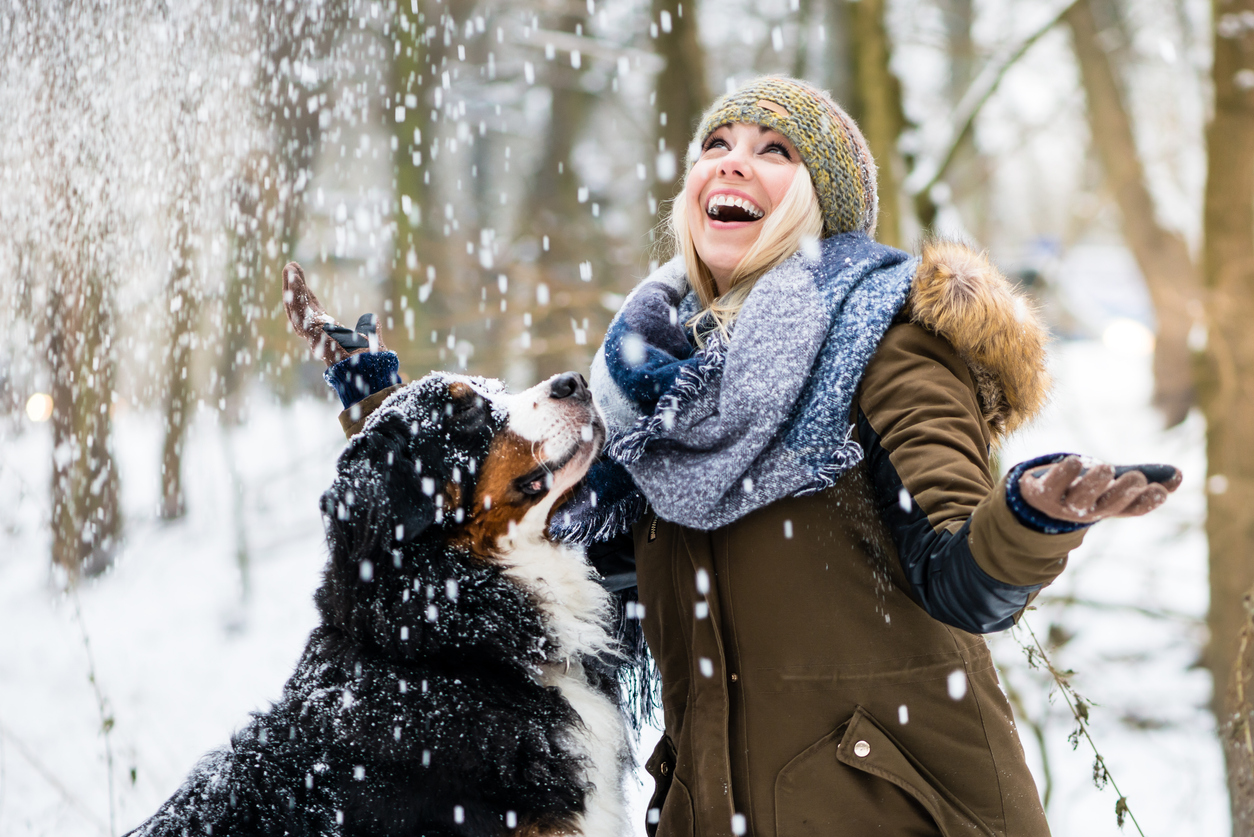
[685,121,803,294]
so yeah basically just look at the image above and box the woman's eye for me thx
[764,142,790,158]
[704,138,729,153]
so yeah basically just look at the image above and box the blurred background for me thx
[1,0,1252,834]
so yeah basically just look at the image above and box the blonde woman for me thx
[288,77,1178,837]
[576,77,1177,837]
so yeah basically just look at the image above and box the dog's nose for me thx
[550,372,589,401]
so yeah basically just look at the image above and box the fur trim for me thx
[906,240,1050,440]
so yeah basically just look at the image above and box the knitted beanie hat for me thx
[688,76,878,238]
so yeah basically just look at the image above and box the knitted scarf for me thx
[553,232,915,540]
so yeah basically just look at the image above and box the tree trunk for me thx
[48,256,121,580]
[917,0,989,238]
[221,0,341,414]
[160,216,197,520]
[389,0,462,380]
[847,0,905,247]
[501,9,621,386]
[1202,1,1254,831]
[1225,586,1254,834]
[17,2,124,581]
[160,90,205,520]
[652,0,709,228]
[1065,0,1201,427]
[817,0,854,108]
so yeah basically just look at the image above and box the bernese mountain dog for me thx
[125,371,631,837]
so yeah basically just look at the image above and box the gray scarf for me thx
[587,232,915,532]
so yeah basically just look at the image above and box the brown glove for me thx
[1018,456,1182,524]
[282,261,387,367]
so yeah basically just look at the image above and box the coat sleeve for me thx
[323,351,404,438]
[854,323,1086,633]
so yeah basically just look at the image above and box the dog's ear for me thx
[321,378,499,559]
[321,411,443,562]
[375,412,440,543]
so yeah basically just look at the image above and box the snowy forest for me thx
[1,0,1253,833]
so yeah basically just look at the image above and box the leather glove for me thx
[1018,456,1182,524]
[283,261,386,366]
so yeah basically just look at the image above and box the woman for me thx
[580,77,1177,837]
[288,76,1177,837]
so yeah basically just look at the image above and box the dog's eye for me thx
[519,478,546,497]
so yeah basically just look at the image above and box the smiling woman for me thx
[668,82,872,345]
[675,160,818,345]
[681,123,812,286]
[580,75,1180,837]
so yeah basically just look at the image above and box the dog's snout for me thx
[549,372,589,401]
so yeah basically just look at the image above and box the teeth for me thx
[707,194,764,219]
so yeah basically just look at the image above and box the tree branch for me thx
[906,0,1080,200]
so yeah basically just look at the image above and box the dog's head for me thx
[317,371,605,658]
[321,370,605,564]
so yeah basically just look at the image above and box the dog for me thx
[126,371,631,837]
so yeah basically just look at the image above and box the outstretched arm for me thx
[857,323,1179,634]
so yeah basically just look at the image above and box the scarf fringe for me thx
[606,333,728,466]
[550,486,648,545]
[609,586,662,732]
[796,436,865,495]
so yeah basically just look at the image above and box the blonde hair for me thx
[670,163,824,346]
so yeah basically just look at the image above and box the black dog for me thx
[126,372,630,837]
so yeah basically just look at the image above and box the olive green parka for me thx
[632,243,1082,837]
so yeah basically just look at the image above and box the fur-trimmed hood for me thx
[904,240,1050,441]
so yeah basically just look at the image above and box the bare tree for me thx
[847,0,906,247]
[651,0,708,228]
[159,88,208,521]
[220,0,344,417]
[1201,0,1254,829]
[9,2,130,579]
[1065,0,1201,427]
[47,243,123,579]
[388,0,465,380]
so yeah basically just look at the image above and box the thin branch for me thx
[1034,594,1203,624]
[0,718,110,835]
[1018,618,1148,836]
[906,0,1080,199]
[71,587,117,837]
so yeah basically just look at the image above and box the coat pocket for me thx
[644,734,694,837]
[774,706,996,837]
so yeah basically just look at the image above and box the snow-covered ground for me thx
[0,335,1226,836]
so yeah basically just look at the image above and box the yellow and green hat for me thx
[688,76,878,238]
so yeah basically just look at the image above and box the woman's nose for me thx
[718,146,752,178]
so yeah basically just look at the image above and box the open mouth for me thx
[707,194,764,222]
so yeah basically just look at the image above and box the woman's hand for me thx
[283,261,386,367]
[1018,456,1182,524]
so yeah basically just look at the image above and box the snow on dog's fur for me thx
[125,372,630,837]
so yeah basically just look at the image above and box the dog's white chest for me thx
[500,531,630,837]
[540,660,630,837]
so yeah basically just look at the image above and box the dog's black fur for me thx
[126,377,595,837]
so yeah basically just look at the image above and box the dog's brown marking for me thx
[454,428,548,555]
